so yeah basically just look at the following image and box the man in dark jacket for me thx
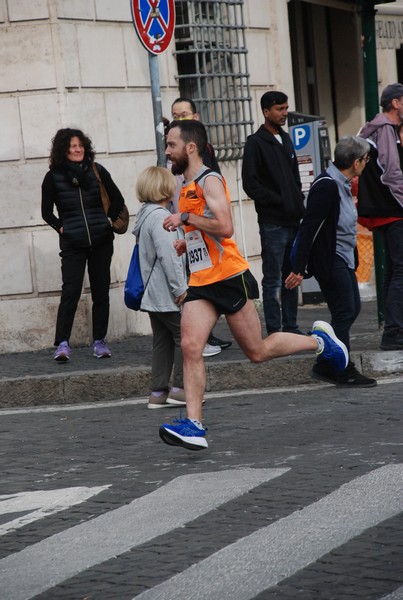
[242,91,305,335]
[357,83,403,350]
[285,136,376,388]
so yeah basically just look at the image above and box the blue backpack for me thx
[124,210,160,311]
[124,244,146,310]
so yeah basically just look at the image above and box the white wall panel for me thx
[0,163,46,228]
[8,0,49,21]
[20,94,61,159]
[0,24,56,93]
[0,98,22,161]
[105,92,155,153]
[77,24,127,87]
[0,233,33,295]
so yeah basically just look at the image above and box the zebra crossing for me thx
[1,464,402,600]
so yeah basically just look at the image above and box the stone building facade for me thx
[0,0,397,353]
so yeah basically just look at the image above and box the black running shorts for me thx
[184,270,259,315]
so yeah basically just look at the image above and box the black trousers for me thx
[55,242,113,345]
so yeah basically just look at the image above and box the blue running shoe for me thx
[311,321,348,372]
[159,417,208,451]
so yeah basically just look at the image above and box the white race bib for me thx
[185,229,213,273]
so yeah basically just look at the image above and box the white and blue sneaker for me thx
[159,417,208,450]
[311,321,349,372]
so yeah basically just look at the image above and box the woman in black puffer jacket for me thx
[41,128,126,362]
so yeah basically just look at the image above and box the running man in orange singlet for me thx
[159,120,348,451]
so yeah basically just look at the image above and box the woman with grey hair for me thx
[285,136,376,387]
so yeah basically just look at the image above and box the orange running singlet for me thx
[179,169,249,287]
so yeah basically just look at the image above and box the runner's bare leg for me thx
[180,299,219,421]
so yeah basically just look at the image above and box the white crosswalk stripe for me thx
[0,487,109,536]
[380,587,403,600]
[135,465,403,600]
[0,468,287,600]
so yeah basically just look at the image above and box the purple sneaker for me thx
[54,341,70,362]
[93,339,112,358]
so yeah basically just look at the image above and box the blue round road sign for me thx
[131,0,175,55]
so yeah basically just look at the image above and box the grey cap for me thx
[380,83,403,107]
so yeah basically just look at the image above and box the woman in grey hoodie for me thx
[133,167,188,409]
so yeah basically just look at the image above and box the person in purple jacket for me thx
[357,83,403,351]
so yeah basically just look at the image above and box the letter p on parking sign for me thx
[292,125,311,151]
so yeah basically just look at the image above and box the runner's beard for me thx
[171,154,189,175]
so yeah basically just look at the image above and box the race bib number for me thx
[185,229,213,273]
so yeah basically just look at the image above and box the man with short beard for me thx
[168,97,232,357]
[158,119,349,451]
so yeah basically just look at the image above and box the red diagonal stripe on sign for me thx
[142,0,169,36]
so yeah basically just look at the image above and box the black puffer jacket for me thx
[41,160,124,250]
[242,125,304,227]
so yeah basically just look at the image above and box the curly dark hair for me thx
[49,128,95,169]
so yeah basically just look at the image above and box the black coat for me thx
[41,161,124,250]
[290,172,340,283]
[242,125,304,227]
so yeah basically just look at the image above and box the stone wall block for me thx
[0,232,33,295]
[2,162,47,228]
[59,24,81,87]
[105,91,155,153]
[95,0,131,23]
[245,31,272,87]
[77,23,127,87]
[124,26,150,88]
[20,94,62,159]
[0,24,56,93]
[0,97,22,161]
[245,1,272,29]
[32,229,62,293]
[56,0,95,20]
[8,0,49,22]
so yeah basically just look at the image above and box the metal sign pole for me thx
[148,53,166,167]
[131,0,175,167]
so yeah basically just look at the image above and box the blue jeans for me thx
[379,220,403,333]
[317,254,361,353]
[259,223,299,334]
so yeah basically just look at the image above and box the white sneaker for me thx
[202,343,222,357]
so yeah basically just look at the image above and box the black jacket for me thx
[357,143,403,218]
[242,125,304,226]
[358,113,403,218]
[41,161,124,250]
[290,172,340,283]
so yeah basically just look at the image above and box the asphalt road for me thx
[1,378,403,600]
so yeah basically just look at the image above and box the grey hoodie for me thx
[132,203,187,312]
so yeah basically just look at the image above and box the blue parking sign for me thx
[291,125,311,151]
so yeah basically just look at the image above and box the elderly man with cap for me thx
[357,83,403,350]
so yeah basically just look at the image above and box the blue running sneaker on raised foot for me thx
[159,417,208,450]
[311,320,349,372]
